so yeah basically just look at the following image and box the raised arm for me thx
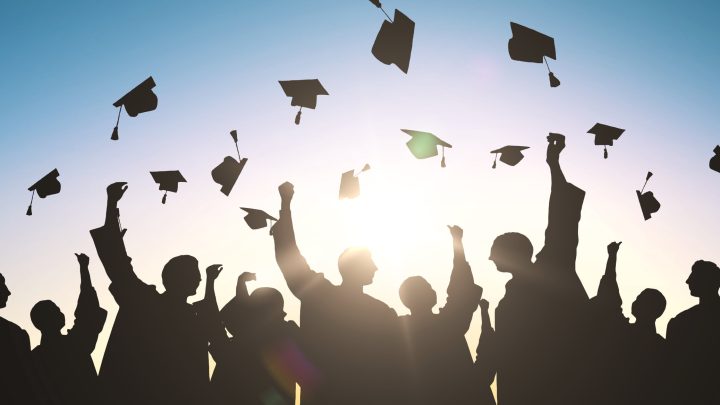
[68,253,108,354]
[197,264,227,346]
[475,299,497,386]
[593,242,623,315]
[440,226,482,333]
[271,182,325,298]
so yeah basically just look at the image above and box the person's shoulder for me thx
[0,316,27,337]
[671,304,701,323]
[366,294,397,316]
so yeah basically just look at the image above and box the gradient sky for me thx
[1,0,719,373]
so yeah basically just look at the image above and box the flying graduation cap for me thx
[508,22,560,87]
[279,80,328,125]
[26,169,61,216]
[339,164,371,200]
[150,170,186,204]
[401,129,452,167]
[240,208,277,233]
[710,145,720,173]
[491,146,530,168]
[211,130,248,196]
[111,77,158,140]
[369,1,415,73]
[587,123,625,159]
[636,172,661,221]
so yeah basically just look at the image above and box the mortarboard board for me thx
[150,170,186,204]
[26,169,61,216]
[587,123,625,159]
[279,79,328,125]
[211,130,248,196]
[339,164,371,199]
[240,208,277,232]
[636,172,660,220]
[490,146,530,168]
[371,5,415,74]
[710,145,720,173]
[401,129,452,167]
[111,77,158,141]
[508,22,560,87]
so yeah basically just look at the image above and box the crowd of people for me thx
[1,134,718,405]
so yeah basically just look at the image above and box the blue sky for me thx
[1,0,719,368]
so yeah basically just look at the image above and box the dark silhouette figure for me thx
[709,145,720,173]
[209,271,301,405]
[278,80,328,125]
[111,76,157,140]
[667,260,720,405]
[398,225,492,405]
[370,3,415,74]
[490,146,529,169]
[211,130,248,196]
[636,171,660,220]
[587,242,670,405]
[89,182,216,405]
[587,123,625,159]
[508,22,560,87]
[488,133,588,405]
[0,273,49,404]
[27,168,61,216]
[271,181,403,405]
[474,299,498,405]
[30,253,108,405]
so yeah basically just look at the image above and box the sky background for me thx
[1,0,719,378]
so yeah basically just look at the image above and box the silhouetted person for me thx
[489,133,588,405]
[398,225,490,405]
[474,299,497,405]
[30,253,107,405]
[667,260,720,405]
[89,182,218,405]
[588,242,669,405]
[271,181,402,405]
[209,271,301,405]
[0,273,49,404]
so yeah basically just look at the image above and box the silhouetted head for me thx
[0,273,10,308]
[489,232,534,274]
[162,255,201,299]
[338,247,378,287]
[631,289,666,323]
[31,300,66,334]
[250,287,286,323]
[399,276,437,314]
[686,260,720,299]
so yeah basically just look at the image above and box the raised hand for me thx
[107,182,128,203]
[75,253,90,267]
[447,225,464,240]
[546,133,566,164]
[479,298,490,312]
[206,264,223,282]
[238,272,257,283]
[607,241,622,255]
[278,181,295,203]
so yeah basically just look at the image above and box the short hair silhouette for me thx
[687,260,720,297]
[632,288,666,322]
[399,276,438,312]
[30,300,66,333]
[250,287,286,320]
[0,273,10,308]
[338,247,377,285]
[161,255,201,295]
[490,232,533,272]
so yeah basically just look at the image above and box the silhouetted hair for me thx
[491,232,534,262]
[250,287,286,320]
[633,288,667,321]
[399,276,437,311]
[161,255,200,290]
[338,247,372,278]
[691,260,720,286]
[30,300,64,332]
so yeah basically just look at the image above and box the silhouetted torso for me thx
[667,301,720,405]
[1,316,47,404]
[32,287,107,405]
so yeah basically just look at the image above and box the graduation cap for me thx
[240,208,277,232]
[401,129,452,167]
[490,146,529,168]
[150,170,186,204]
[636,172,660,221]
[111,77,158,140]
[370,1,415,74]
[26,169,61,216]
[339,164,371,199]
[278,79,328,125]
[508,22,560,87]
[588,123,625,159]
[710,145,720,173]
[211,130,248,196]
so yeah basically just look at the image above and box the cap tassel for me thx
[640,171,653,193]
[295,108,302,125]
[111,105,122,141]
[26,190,34,216]
[492,154,497,169]
[162,191,167,204]
[544,57,560,88]
[604,146,608,159]
[441,146,446,168]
